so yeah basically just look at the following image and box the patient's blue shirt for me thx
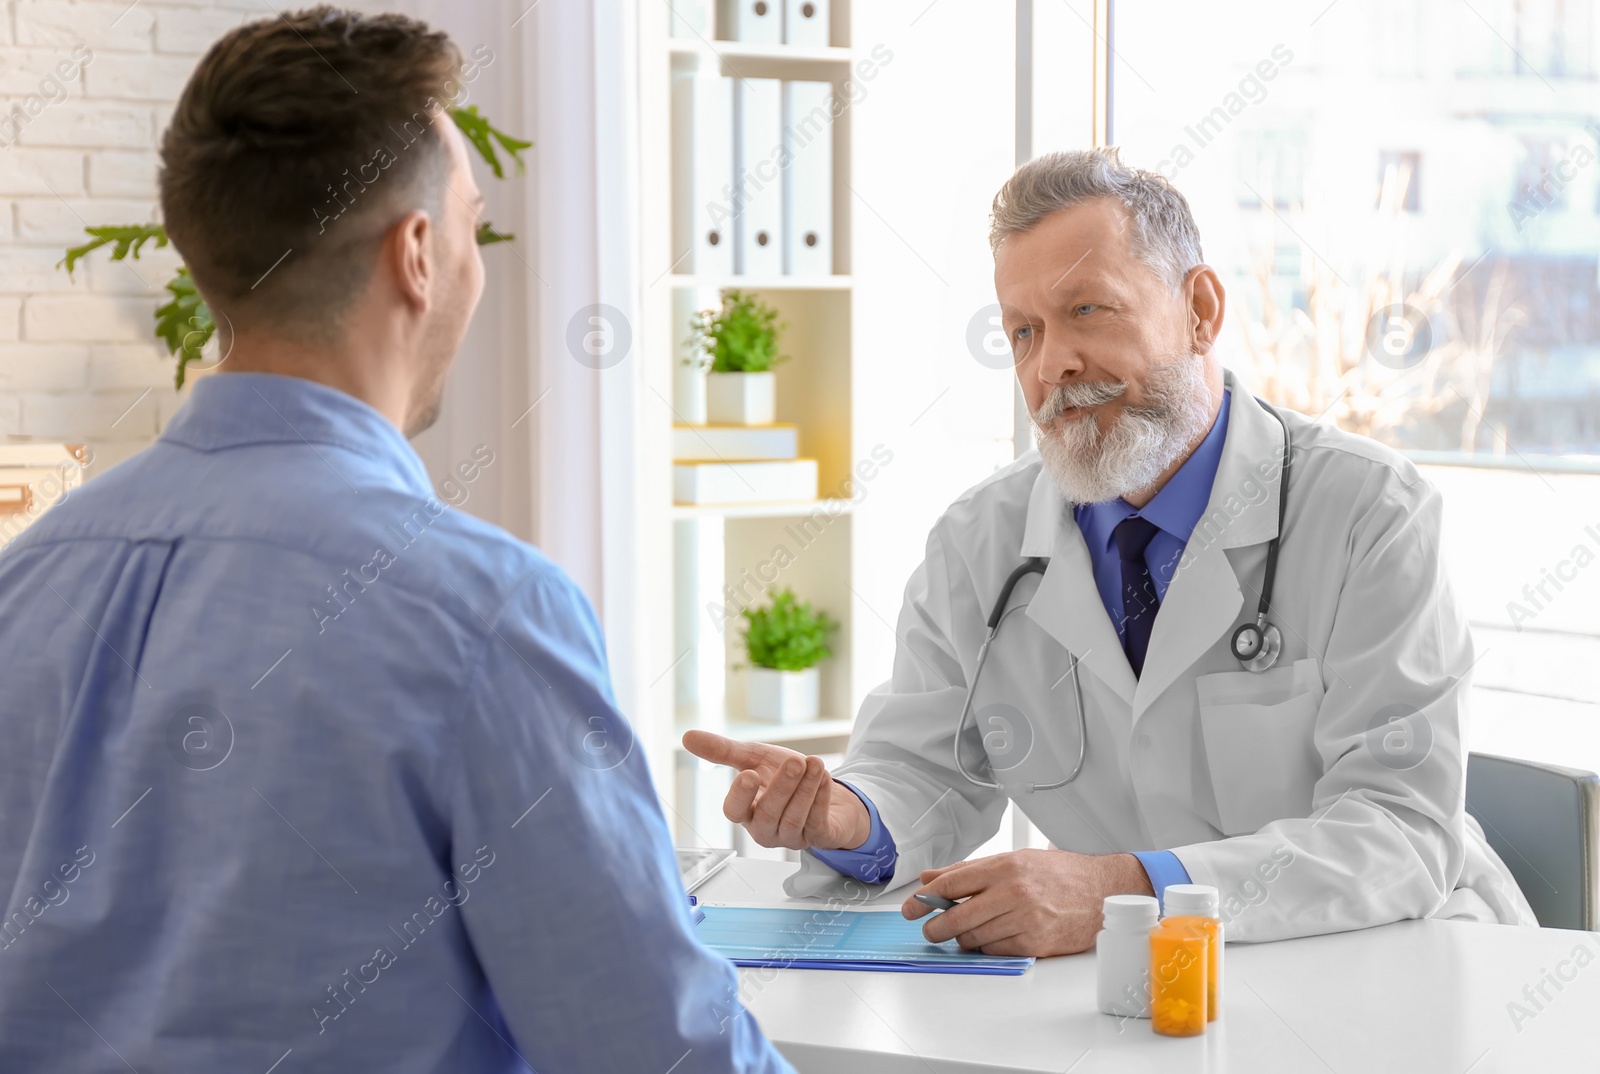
[0,373,790,1074]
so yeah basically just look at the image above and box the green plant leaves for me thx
[476,221,515,245]
[740,588,837,671]
[687,288,788,373]
[153,267,215,389]
[58,224,168,277]
[450,104,532,180]
[52,224,211,388]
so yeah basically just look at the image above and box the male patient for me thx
[0,9,788,1073]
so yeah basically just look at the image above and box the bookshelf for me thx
[638,1,865,849]
[636,1,1026,857]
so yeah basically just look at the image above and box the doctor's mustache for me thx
[1033,379,1129,424]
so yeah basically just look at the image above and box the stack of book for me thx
[671,424,818,506]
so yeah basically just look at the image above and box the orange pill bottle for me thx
[1149,918,1208,1036]
[1161,883,1223,1022]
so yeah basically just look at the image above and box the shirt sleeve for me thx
[447,569,792,1074]
[1131,850,1192,911]
[809,780,898,885]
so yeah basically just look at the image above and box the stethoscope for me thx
[953,402,1293,792]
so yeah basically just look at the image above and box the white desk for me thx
[698,858,1599,1073]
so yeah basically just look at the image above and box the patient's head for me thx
[160,6,485,437]
[989,148,1224,504]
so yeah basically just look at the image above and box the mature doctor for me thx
[685,148,1536,955]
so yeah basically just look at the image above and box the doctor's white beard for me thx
[1032,354,1215,505]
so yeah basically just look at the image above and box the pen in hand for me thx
[913,892,958,911]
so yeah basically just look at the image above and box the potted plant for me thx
[686,288,788,425]
[740,588,838,723]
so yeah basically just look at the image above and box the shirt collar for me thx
[160,372,433,497]
[1073,387,1232,554]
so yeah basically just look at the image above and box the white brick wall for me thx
[1,1,256,470]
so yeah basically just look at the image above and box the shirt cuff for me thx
[809,780,898,885]
[1132,850,1192,912]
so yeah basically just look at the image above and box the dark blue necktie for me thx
[1113,515,1162,677]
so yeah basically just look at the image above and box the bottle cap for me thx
[1102,894,1159,930]
[1163,883,1220,917]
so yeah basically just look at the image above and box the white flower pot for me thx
[706,371,776,425]
[746,665,819,724]
[674,364,708,424]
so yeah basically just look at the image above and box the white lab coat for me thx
[788,370,1537,941]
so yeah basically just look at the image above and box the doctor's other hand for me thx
[681,730,870,851]
[902,849,1155,958]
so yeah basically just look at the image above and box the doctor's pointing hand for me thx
[682,732,1155,957]
[686,147,1536,960]
[680,731,870,852]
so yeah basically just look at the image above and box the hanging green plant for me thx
[56,106,531,389]
[57,224,168,274]
[448,104,533,180]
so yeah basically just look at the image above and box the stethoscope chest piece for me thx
[1231,620,1283,673]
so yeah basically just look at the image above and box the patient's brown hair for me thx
[159,6,463,336]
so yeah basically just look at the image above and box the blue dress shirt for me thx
[811,781,897,883]
[818,393,1233,906]
[1073,391,1232,648]
[0,373,790,1074]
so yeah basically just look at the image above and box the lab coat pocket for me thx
[1196,658,1325,836]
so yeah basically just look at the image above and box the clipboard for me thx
[695,906,1033,976]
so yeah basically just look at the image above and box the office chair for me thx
[1466,752,1600,932]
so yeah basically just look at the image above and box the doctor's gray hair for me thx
[988,147,1204,293]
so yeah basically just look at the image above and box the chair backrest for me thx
[1465,752,1600,931]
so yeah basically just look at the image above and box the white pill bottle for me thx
[1095,894,1159,1018]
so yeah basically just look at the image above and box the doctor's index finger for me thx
[916,857,1003,900]
[902,860,1003,925]
[680,729,786,771]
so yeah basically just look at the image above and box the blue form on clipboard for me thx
[695,906,1033,975]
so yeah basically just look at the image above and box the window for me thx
[1521,0,1596,79]
[1454,0,1595,78]
[1099,0,1600,771]
[1236,128,1306,210]
[1376,150,1420,212]
[1513,136,1572,216]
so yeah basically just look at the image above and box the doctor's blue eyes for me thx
[1011,305,1100,344]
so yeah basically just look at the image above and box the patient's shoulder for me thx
[396,501,593,635]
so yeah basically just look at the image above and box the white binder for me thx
[783,0,829,46]
[672,69,735,276]
[734,77,783,276]
[782,80,833,276]
[718,0,781,44]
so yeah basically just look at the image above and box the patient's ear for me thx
[386,209,433,312]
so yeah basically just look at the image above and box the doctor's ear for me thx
[1184,264,1226,355]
